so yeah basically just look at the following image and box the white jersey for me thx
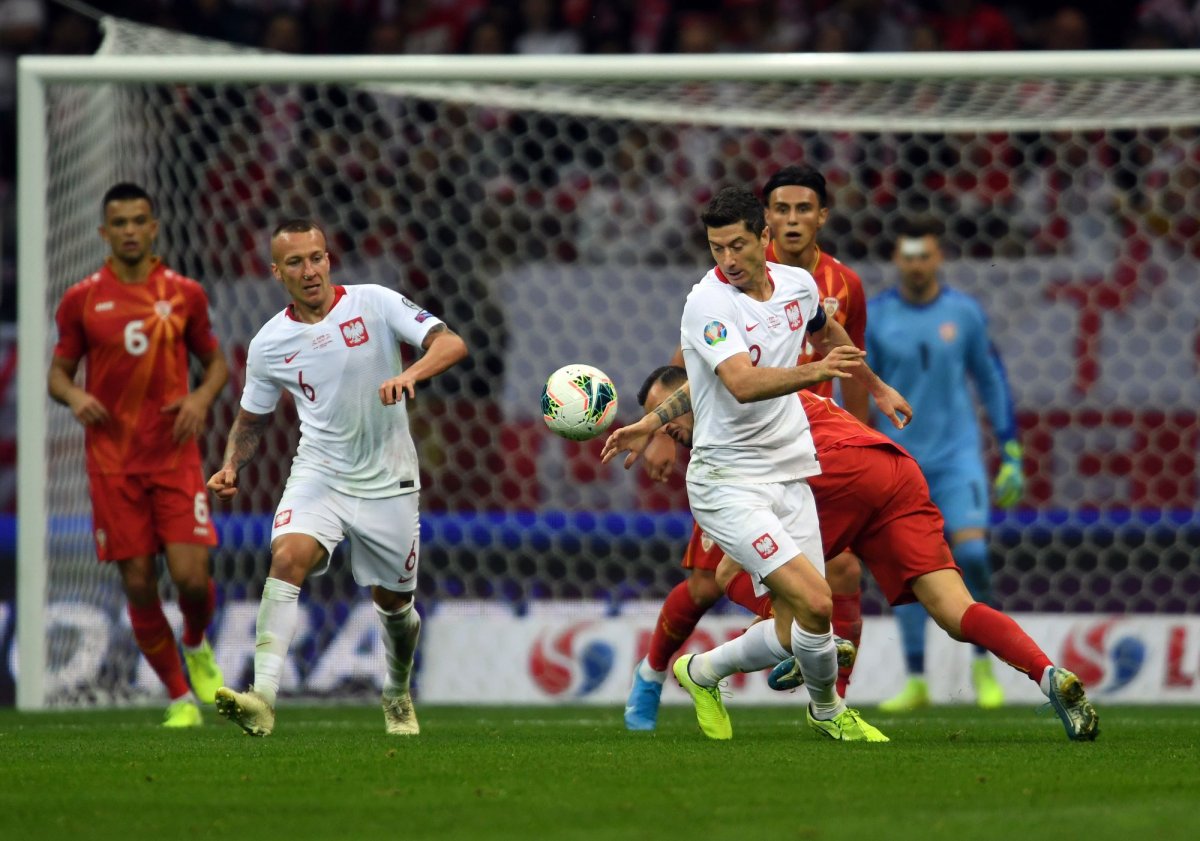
[241,284,443,498]
[681,262,822,485]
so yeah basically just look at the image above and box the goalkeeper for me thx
[866,216,1025,712]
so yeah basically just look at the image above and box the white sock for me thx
[691,621,788,687]
[253,577,301,707]
[791,620,844,719]
[375,600,421,694]
[637,658,667,684]
[1039,665,1054,697]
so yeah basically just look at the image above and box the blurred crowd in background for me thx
[3,0,1199,321]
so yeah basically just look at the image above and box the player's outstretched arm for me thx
[48,355,110,426]
[164,346,230,442]
[601,382,692,468]
[380,325,469,405]
[716,345,863,404]
[208,408,272,500]
[601,416,659,469]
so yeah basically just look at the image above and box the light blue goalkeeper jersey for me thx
[866,286,1016,474]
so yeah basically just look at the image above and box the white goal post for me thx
[16,27,1200,709]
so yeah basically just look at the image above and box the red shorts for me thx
[809,443,958,605]
[680,523,725,572]
[87,468,218,562]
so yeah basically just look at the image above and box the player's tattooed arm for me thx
[652,383,692,428]
[602,382,691,468]
[420,322,447,347]
[209,408,271,500]
[381,324,468,405]
[223,408,272,471]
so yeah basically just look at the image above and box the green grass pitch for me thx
[2,704,1198,841]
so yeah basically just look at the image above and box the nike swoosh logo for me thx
[284,351,300,363]
[746,323,760,332]
[397,574,414,584]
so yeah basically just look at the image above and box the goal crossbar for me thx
[20,50,1200,83]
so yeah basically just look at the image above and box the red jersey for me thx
[800,390,911,458]
[766,242,866,400]
[53,259,219,476]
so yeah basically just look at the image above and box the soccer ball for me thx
[541,364,619,441]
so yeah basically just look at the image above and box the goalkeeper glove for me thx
[992,440,1025,509]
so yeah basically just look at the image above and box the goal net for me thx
[14,18,1200,707]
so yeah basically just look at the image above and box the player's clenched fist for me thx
[207,464,239,500]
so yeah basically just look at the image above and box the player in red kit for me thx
[606,367,1099,742]
[48,183,229,727]
[623,166,868,731]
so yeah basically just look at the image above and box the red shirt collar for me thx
[285,285,346,322]
[765,239,822,274]
[101,256,164,285]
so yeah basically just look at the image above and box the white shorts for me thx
[687,479,825,596]
[271,481,420,592]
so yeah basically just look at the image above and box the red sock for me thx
[179,579,216,648]
[128,601,190,699]
[832,592,862,696]
[725,571,772,620]
[647,581,711,672]
[959,603,1052,683]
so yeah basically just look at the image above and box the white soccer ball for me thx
[541,364,619,442]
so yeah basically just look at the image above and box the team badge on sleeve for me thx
[703,321,728,346]
[340,317,370,347]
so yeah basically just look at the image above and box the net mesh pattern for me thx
[31,18,1200,703]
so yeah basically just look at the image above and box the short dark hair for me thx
[272,218,324,239]
[896,215,944,241]
[637,365,688,409]
[101,182,154,218]
[761,165,827,207]
[700,187,765,237]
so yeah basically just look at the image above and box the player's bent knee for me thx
[765,558,833,626]
[269,534,327,584]
[116,556,158,601]
[783,588,832,630]
[688,571,724,606]
[912,569,974,640]
[824,551,861,593]
[372,587,413,611]
[808,593,834,624]
[929,608,967,641]
[714,554,740,592]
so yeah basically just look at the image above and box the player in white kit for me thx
[207,219,468,736]
[608,187,910,742]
